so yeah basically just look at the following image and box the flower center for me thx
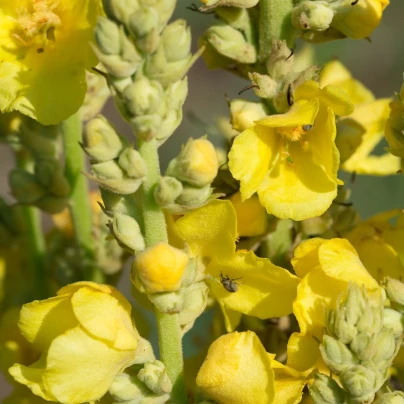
[11,0,61,52]
[277,124,313,142]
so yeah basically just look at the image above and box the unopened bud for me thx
[9,170,46,204]
[266,40,294,81]
[175,184,213,208]
[384,277,404,306]
[128,6,158,38]
[95,17,121,55]
[154,176,183,206]
[137,360,172,395]
[371,329,397,369]
[383,308,404,339]
[102,0,139,26]
[292,2,334,31]
[84,116,125,162]
[320,335,358,374]
[308,373,347,404]
[230,100,268,132]
[161,20,191,63]
[166,138,219,187]
[35,158,70,197]
[112,213,145,252]
[376,392,404,404]
[248,72,278,99]
[133,242,189,293]
[118,148,147,179]
[200,0,259,11]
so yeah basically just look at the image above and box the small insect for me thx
[220,272,242,293]
[302,124,313,131]
[287,84,294,107]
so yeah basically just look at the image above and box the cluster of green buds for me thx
[309,284,403,404]
[0,198,24,246]
[94,0,200,144]
[8,117,70,214]
[155,137,220,213]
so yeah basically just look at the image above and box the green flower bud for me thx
[36,195,69,214]
[266,40,294,81]
[137,360,172,395]
[376,392,404,404]
[112,213,145,252]
[203,25,257,65]
[175,184,213,208]
[371,329,397,369]
[102,0,139,26]
[91,161,143,194]
[166,138,219,187]
[154,176,183,206]
[147,289,184,314]
[230,99,268,132]
[95,17,121,55]
[84,116,125,162]
[292,2,334,31]
[123,78,166,118]
[308,373,347,404]
[200,0,259,11]
[339,365,379,403]
[349,332,376,362]
[336,119,366,164]
[35,158,70,197]
[320,335,358,374]
[248,72,278,99]
[145,20,196,85]
[130,115,163,142]
[9,170,46,204]
[300,26,345,43]
[383,308,404,339]
[384,277,404,306]
[118,148,148,179]
[128,6,158,38]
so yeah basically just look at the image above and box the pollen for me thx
[277,125,309,142]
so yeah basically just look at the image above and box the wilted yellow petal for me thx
[196,331,275,404]
[229,126,279,200]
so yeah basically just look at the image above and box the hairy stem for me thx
[138,138,187,404]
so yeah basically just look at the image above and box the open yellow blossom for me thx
[169,200,300,331]
[9,282,138,404]
[330,0,389,39]
[229,81,353,221]
[292,238,380,337]
[347,209,404,282]
[0,0,102,125]
[229,192,267,237]
[320,60,400,175]
[196,331,275,404]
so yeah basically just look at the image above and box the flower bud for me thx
[266,40,294,81]
[35,158,70,197]
[248,72,278,99]
[339,365,378,403]
[175,184,213,209]
[383,308,404,339]
[384,277,404,306]
[161,20,191,63]
[95,17,121,55]
[154,176,183,206]
[230,100,268,132]
[130,114,163,141]
[84,116,125,162]
[229,192,267,237]
[308,373,347,404]
[123,78,166,118]
[128,6,158,38]
[166,138,219,187]
[320,335,358,374]
[137,360,172,394]
[133,242,189,293]
[118,148,148,179]
[102,0,140,26]
[292,2,334,31]
[112,213,145,252]
[200,0,259,11]
[376,392,404,404]
[371,329,397,369]
[9,170,46,205]
[203,25,257,65]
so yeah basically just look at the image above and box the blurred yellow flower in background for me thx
[9,282,138,403]
[229,81,353,221]
[0,0,102,125]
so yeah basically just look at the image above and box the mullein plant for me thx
[0,0,403,403]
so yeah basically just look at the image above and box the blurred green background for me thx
[1,0,403,400]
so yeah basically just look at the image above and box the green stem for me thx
[138,138,187,404]
[16,152,48,299]
[61,113,102,282]
[259,0,295,62]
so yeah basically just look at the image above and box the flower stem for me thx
[259,0,295,62]
[137,138,187,404]
[61,113,103,282]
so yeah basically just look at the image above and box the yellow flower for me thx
[229,192,267,237]
[0,0,102,125]
[330,0,389,39]
[320,60,400,175]
[169,200,300,331]
[9,282,138,404]
[229,81,353,221]
[292,238,380,337]
[196,331,275,404]
[347,209,404,282]
[133,242,189,293]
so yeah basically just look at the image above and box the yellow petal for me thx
[71,286,137,350]
[257,141,337,221]
[291,238,326,278]
[256,99,319,127]
[294,81,354,116]
[57,281,113,296]
[286,332,322,373]
[174,200,237,261]
[196,331,275,404]
[319,60,375,104]
[43,327,135,403]
[229,125,279,200]
[208,251,300,330]
[219,305,243,333]
[18,295,77,351]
